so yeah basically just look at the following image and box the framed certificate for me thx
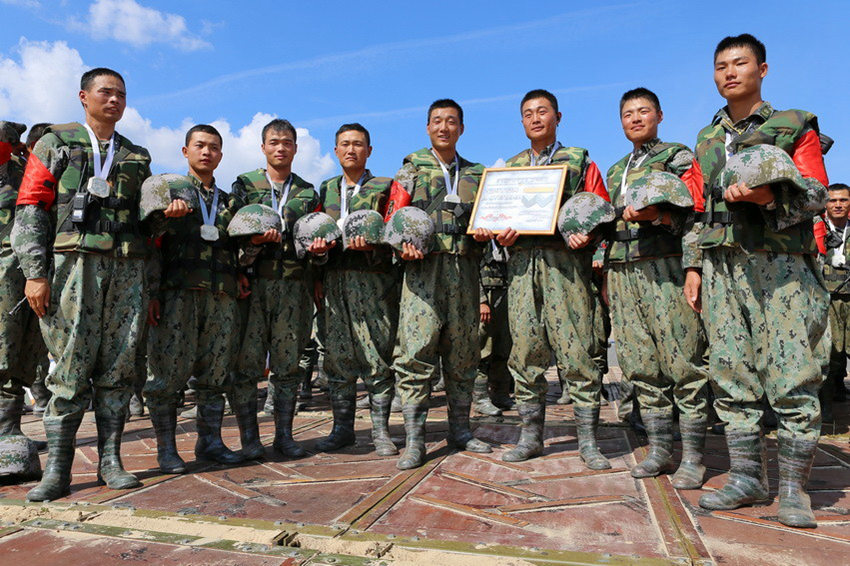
[467,165,568,235]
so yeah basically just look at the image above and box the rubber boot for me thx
[272,392,306,458]
[316,395,357,452]
[699,430,769,510]
[194,397,244,465]
[356,394,371,409]
[446,398,492,453]
[30,378,51,415]
[26,413,83,501]
[491,381,514,411]
[574,406,611,470]
[128,392,145,417]
[370,394,398,456]
[776,432,818,528]
[231,395,265,460]
[631,412,673,478]
[502,403,545,462]
[473,375,502,416]
[397,403,428,470]
[0,396,46,450]
[148,405,187,474]
[0,396,42,479]
[95,413,141,489]
[556,374,572,405]
[299,369,313,401]
[671,419,707,489]
[263,381,275,415]
[390,380,403,413]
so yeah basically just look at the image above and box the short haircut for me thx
[427,99,463,125]
[828,183,850,194]
[714,33,766,65]
[185,124,223,147]
[619,87,661,113]
[26,123,52,147]
[262,119,297,144]
[520,89,559,115]
[335,123,371,146]
[80,67,125,91]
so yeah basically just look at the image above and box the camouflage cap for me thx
[722,143,807,193]
[227,203,282,237]
[382,206,435,253]
[139,173,200,221]
[625,171,694,211]
[0,435,42,480]
[293,211,342,259]
[557,192,615,243]
[342,210,385,249]
[0,121,26,144]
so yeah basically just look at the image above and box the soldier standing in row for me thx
[603,87,710,488]
[13,68,152,499]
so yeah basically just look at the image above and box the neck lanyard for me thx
[431,149,459,196]
[620,150,649,194]
[340,172,367,219]
[267,172,293,218]
[84,123,115,179]
[196,184,220,226]
[724,131,737,160]
[530,141,561,166]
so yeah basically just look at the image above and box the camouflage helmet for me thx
[557,192,615,243]
[722,143,807,193]
[227,203,282,237]
[293,212,342,259]
[342,210,385,249]
[382,206,435,253]
[0,121,26,145]
[625,171,694,211]
[0,435,42,480]
[139,174,200,221]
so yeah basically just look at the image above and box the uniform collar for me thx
[713,101,774,133]
[632,137,661,159]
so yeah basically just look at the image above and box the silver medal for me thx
[444,194,461,204]
[200,224,219,241]
[87,177,111,198]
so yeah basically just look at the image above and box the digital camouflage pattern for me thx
[342,209,384,248]
[0,435,41,478]
[0,121,27,248]
[721,144,808,195]
[557,192,614,242]
[293,211,341,259]
[139,173,199,221]
[383,206,434,253]
[624,170,694,210]
[478,247,511,400]
[227,203,282,237]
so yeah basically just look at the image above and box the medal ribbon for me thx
[196,185,220,227]
[431,149,459,196]
[530,141,562,166]
[268,172,293,218]
[340,172,367,220]
[83,123,116,180]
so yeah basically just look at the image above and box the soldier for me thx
[308,123,400,455]
[12,68,152,500]
[385,98,492,470]
[684,34,830,528]
[603,87,710,488]
[475,244,513,416]
[231,119,319,459]
[474,89,611,468]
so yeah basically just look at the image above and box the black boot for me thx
[699,430,769,510]
[776,432,818,528]
[316,395,356,452]
[473,375,502,416]
[631,412,673,478]
[397,403,428,470]
[671,419,707,489]
[95,413,141,489]
[231,395,264,460]
[272,392,307,458]
[447,398,492,453]
[370,394,398,456]
[503,403,545,462]
[574,406,611,470]
[26,413,82,501]
[148,405,187,474]
[194,397,244,465]
[299,368,313,401]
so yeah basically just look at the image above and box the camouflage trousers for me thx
[145,289,239,408]
[323,268,400,400]
[507,248,601,407]
[41,252,146,419]
[827,295,850,382]
[234,276,312,405]
[478,286,512,390]
[608,257,709,420]
[703,248,829,439]
[394,253,479,406]
[0,248,49,399]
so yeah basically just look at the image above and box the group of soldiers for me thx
[0,32,844,532]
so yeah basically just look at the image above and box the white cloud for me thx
[0,0,41,7]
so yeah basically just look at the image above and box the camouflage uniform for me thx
[475,244,512,415]
[689,103,830,528]
[11,122,151,499]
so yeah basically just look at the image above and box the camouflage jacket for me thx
[506,142,609,254]
[683,102,829,268]
[814,215,850,294]
[605,138,703,265]
[385,148,484,256]
[0,154,26,249]
[233,169,318,280]
[319,170,395,273]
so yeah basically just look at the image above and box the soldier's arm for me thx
[662,148,704,236]
[384,162,416,220]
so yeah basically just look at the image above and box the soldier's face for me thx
[262,129,297,169]
[427,108,463,153]
[713,46,768,102]
[334,130,372,170]
[521,98,560,145]
[79,75,126,124]
[183,132,223,175]
[827,190,850,221]
[620,97,662,145]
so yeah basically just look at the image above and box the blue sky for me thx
[2,0,849,188]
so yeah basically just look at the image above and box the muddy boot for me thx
[148,405,186,474]
[503,403,545,462]
[671,419,707,489]
[447,398,492,453]
[231,396,264,460]
[776,432,818,528]
[370,394,398,456]
[574,406,611,470]
[316,395,356,452]
[631,412,673,478]
[397,404,428,470]
[0,396,46,450]
[356,394,371,409]
[699,430,769,510]
[263,382,275,415]
[128,393,145,417]
[26,413,83,501]
[95,413,141,489]
[473,375,501,416]
[194,397,244,465]
[556,375,572,405]
[272,392,306,458]
[0,396,42,480]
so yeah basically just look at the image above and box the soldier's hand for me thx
[313,279,324,309]
[496,227,519,247]
[147,298,161,326]
[684,268,702,313]
[723,182,775,206]
[400,242,424,261]
[347,235,373,251]
[622,205,660,223]
[568,232,592,250]
[480,302,491,324]
[473,228,494,242]
[251,229,282,245]
[25,278,50,318]
[237,274,251,299]
[164,199,192,218]
[308,237,336,255]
